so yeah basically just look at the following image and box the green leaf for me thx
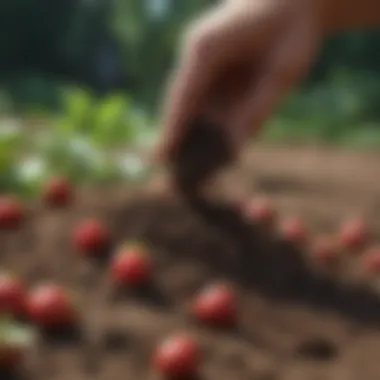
[60,87,94,134]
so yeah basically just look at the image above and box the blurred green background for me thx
[1,0,380,195]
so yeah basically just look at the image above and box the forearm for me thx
[320,0,380,34]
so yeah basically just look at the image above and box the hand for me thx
[156,0,322,161]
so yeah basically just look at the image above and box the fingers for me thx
[155,7,229,162]
[231,19,319,151]
[155,44,217,161]
[156,4,261,162]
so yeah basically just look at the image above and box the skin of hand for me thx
[156,0,321,162]
[321,0,380,33]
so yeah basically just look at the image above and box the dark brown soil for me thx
[2,146,380,380]
[169,117,233,194]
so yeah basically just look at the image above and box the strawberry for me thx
[0,273,26,316]
[153,333,200,377]
[111,244,151,287]
[311,236,338,266]
[43,176,73,207]
[191,283,237,327]
[246,197,276,226]
[280,216,308,245]
[363,246,380,274]
[338,218,367,250]
[26,284,76,328]
[0,196,24,229]
[73,219,110,255]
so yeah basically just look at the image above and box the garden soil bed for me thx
[2,145,380,380]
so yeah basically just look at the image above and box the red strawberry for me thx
[153,333,200,377]
[26,284,76,327]
[43,176,73,207]
[0,273,26,316]
[280,216,308,245]
[338,218,367,250]
[0,196,24,229]
[246,198,276,226]
[191,283,237,327]
[73,219,110,254]
[311,236,338,266]
[111,245,151,287]
[363,246,380,274]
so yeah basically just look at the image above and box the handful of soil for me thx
[168,117,234,195]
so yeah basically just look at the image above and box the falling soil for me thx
[169,117,234,195]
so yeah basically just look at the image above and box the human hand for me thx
[156,0,322,162]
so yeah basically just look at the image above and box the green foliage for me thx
[0,122,25,194]
[263,70,380,146]
[0,90,156,196]
[58,87,143,147]
[0,316,36,349]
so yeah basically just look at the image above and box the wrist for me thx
[318,0,380,35]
